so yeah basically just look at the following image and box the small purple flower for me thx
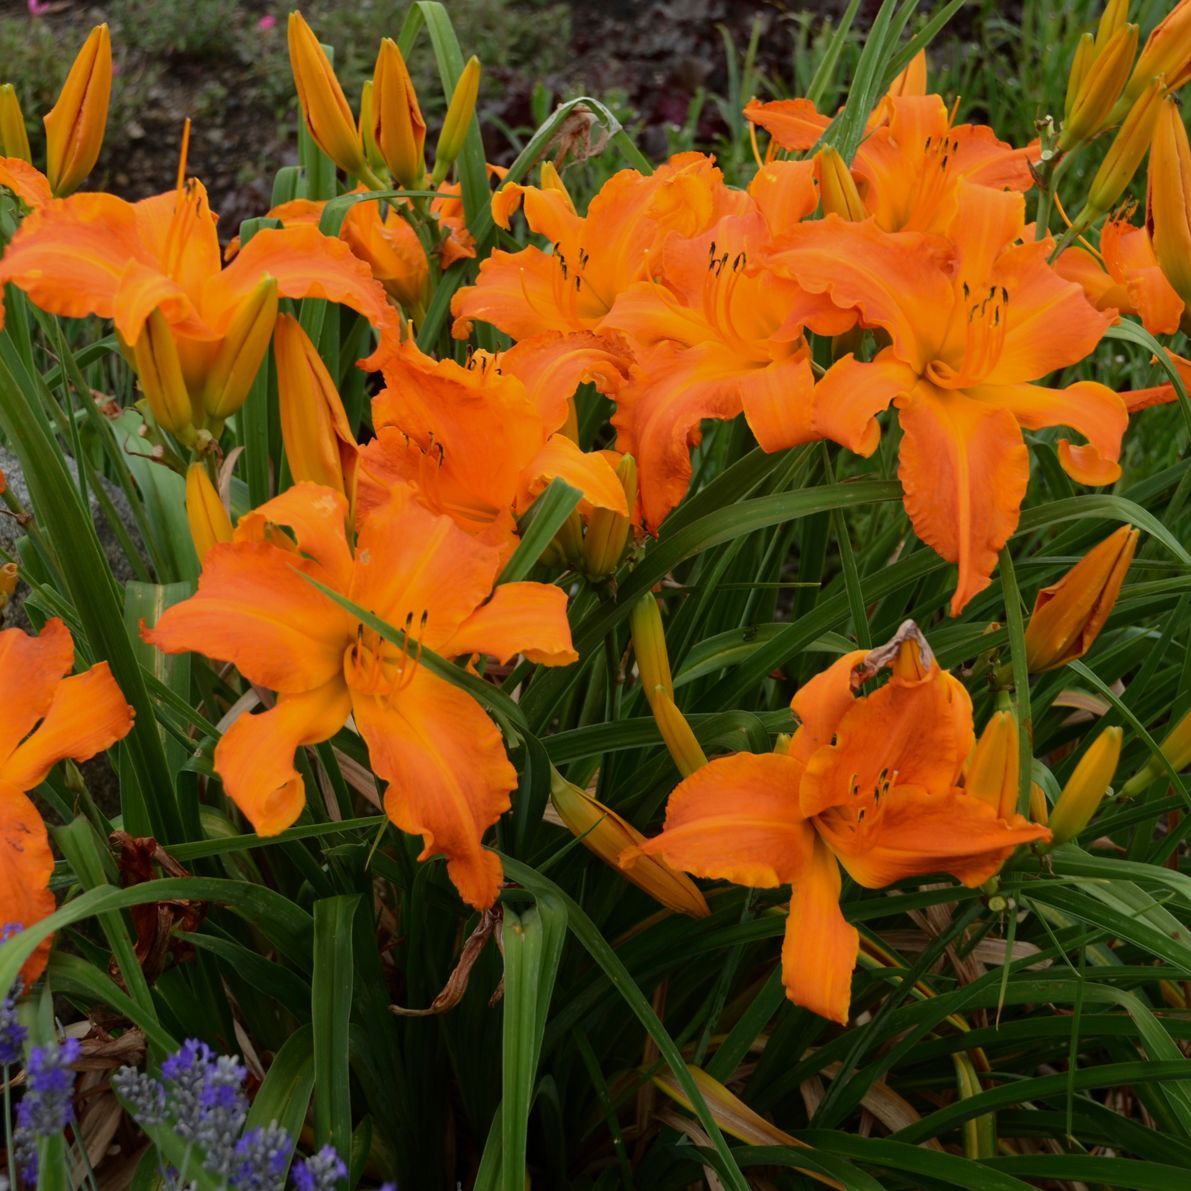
[231,1121,294,1190]
[13,1036,80,1181]
[112,1066,167,1126]
[292,1144,347,1191]
[0,993,27,1066]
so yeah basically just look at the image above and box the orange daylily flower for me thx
[357,334,631,552]
[144,481,578,909]
[0,619,133,985]
[771,183,1128,613]
[0,176,400,421]
[451,152,748,341]
[629,624,1049,1024]
[1056,210,1185,336]
[601,161,851,527]
[748,91,1034,237]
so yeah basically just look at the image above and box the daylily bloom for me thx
[1023,525,1138,672]
[0,619,133,984]
[1148,94,1191,314]
[0,24,111,207]
[746,89,1034,237]
[1056,209,1184,336]
[0,174,400,434]
[144,482,577,909]
[356,333,631,553]
[451,153,747,341]
[629,623,1049,1024]
[601,161,849,527]
[770,183,1129,612]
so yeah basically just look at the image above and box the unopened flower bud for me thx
[583,453,637,580]
[964,710,1020,820]
[815,146,867,220]
[372,38,425,189]
[43,23,111,196]
[1119,0,1191,114]
[132,310,197,445]
[275,314,358,506]
[201,276,279,420]
[1081,76,1165,221]
[358,79,386,176]
[550,769,708,917]
[1147,94,1191,311]
[651,690,708,777]
[185,463,233,562]
[431,55,480,186]
[0,561,17,610]
[1024,525,1138,671]
[1060,23,1139,150]
[0,84,31,162]
[288,12,367,177]
[630,593,674,703]
[1047,726,1123,845]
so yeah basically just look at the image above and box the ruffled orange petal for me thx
[781,836,858,1024]
[738,348,819,454]
[359,667,515,909]
[1100,220,1185,337]
[811,351,917,456]
[349,485,504,655]
[0,619,74,766]
[522,434,629,517]
[972,380,1126,487]
[820,786,1049,889]
[446,581,577,665]
[1054,245,1125,312]
[215,679,352,836]
[743,97,831,152]
[233,482,354,590]
[451,246,587,339]
[0,192,149,327]
[986,239,1112,385]
[897,382,1029,615]
[787,650,869,767]
[746,160,820,236]
[2,663,133,791]
[203,224,400,369]
[0,784,56,985]
[133,183,222,309]
[800,662,975,819]
[769,217,954,370]
[112,258,209,347]
[341,199,428,310]
[143,540,353,694]
[611,341,750,530]
[637,752,813,888]
[502,330,634,430]
[0,158,52,209]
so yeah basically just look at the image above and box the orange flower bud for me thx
[132,310,197,445]
[275,314,358,505]
[0,561,17,610]
[583,453,637,580]
[43,23,111,196]
[288,11,367,177]
[630,593,674,702]
[815,146,867,221]
[1029,782,1050,827]
[964,710,1020,820]
[1123,0,1191,108]
[652,690,708,777]
[201,276,279,420]
[1094,0,1130,51]
[1024,525,1138,671]
[1147,95,1191,311]
[1084,77,1165,219]
[430,55,480,186]
[550,769,709,917]
[0,84,31,162]
[1066,33,1098,120]
[185,463,233,563]
[372,38,425,189]
[1060,23,1139,150]
[1047,726,1123,845]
